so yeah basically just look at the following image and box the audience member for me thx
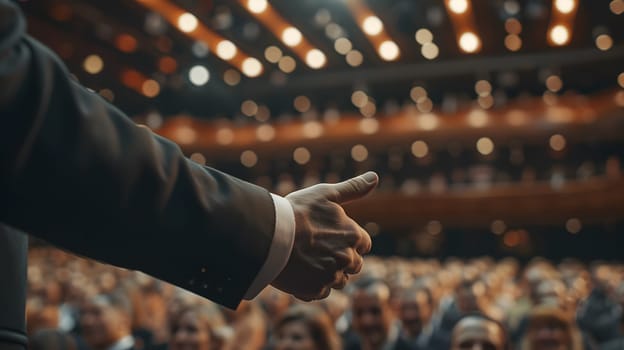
[450,314,509,350]
[273,304,341,350]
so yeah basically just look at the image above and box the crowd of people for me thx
[26,247,624,350]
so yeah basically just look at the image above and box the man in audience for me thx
[80,291,135,350]
[450,314,509,350]
[345,278,409,350]
[577,263,622,345]
[396,283,435,349]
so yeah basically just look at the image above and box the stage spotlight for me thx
[362,15,383,36]
[216,40,237,60]
[447,0,469,14]
[189,65,210,86]
[305,49,326,69]
[378,40,400,61]
[549,25,570,46]
[459,32,480,53]
[247,0,268,14]
[177,12,198,33]
[282,27,303,47]
[554,0,576,14]
[242,57,263,77]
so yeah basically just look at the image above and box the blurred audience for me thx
[26,247,624,350]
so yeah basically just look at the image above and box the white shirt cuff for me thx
[244,193,295,300]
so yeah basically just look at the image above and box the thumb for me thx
[326,171,379,204]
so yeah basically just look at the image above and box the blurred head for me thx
[533,279,567,308]
[456,280,486,314]
[274,305,341,350]
[80,291,132,350]
[351,278,395,349]
[451,314,508,350]
[169,304,225,350]
[398,285,434,338]
[524,306,581,350]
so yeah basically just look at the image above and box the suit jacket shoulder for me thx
[0,0,275,309]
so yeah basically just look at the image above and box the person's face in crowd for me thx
[275,319,316,350]
[456,284,482,314]
[399,290,432,337]
[80,301,130,350]
[527,318,571,350]
[534,280,566,309]
[352,291,394,349]
[451,317,506,350]
[169,311,212,350]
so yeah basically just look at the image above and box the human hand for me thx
[271,171,379,301]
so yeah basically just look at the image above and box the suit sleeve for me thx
[0,0,275,309]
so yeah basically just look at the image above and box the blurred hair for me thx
[169,302,226,339]
[520,305,583,350]
[91,289,132,316]
[453,313,511,350]
[275,305,341,350]
[349,276,391,302]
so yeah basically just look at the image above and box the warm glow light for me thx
[264,46,283,63]
[334,38,353,55]
[190,153,206,165]
[418,113,439,130]
[278,56,296,73]
[549,134,566,151]
[242,57,263,77]
[459,32,480,53]
[216,40,237,60]
[549,25,570,46]
[189,65,210,86]
[142,79,160,98]
[554,0,576,14]
[504,34,522,51]
[256,124,275,142]
[411,140,429,158]
[294,95,311,113]
[618,72,624,88]
[305,49,326,69]
[351,90,368,108]
[362,16,383,36]
[359,118,379,134]
[223,69,241,86]
[546,75,563,92]
[293,147,311,165]
[351,144,369,162]
[216,128,234,145]
[504,18,522,34]
[415,28,434,44]
[421,42,439,60]
[241,100,258,116]
[491,220,506,235]
[247,0,268,14]
[448,0,469,14]
[302,121,323,138]
[476,137,494,155]
[177,13,198,33]
[410,86,427,103]
[83,54,103,74]
[474,80,492,96]
[360,101,376,118]
[566,218,582,234]
[282,27,303,47]
[240,150,258,168]
[596,34,613,51]
[378,40,400,61]
[346,50,364,67]
[467,110,489,128]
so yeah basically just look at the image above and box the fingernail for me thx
[361,171,378,184]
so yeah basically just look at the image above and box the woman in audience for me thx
[168,303,228,350]
[273,305,341,350]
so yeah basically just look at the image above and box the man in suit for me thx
[0,1,378,349]
[80,291,135,350]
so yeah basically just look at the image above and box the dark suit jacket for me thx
[0,1,278,348]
